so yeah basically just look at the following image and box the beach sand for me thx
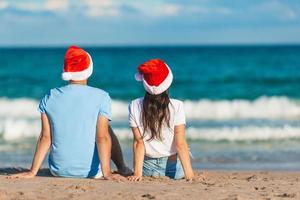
[0,169,299,200]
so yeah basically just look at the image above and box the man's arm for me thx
[96,116,112,177]
[96,116,126,181]
[10,114,51,178]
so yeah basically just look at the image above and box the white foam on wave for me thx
[0,98,41,140]
[119,96,300,120]
[113,96,300,120]
[1,119,300,141]
[184,96,300,120]
[0,98,40,118]
[0,96,300,141]
[1,96,299,120]
[0,118,40,140]
[187,126,300,141]
[92,126,300,141]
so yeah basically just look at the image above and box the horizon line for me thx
[0,42,300,48]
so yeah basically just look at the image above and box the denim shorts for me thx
[143,155,184,180]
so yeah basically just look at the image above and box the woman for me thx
[128,59,194,181]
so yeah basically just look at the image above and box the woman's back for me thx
[129,97,186,158]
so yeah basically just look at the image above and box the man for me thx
[11,46,130,180]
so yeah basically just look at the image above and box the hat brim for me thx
[142,64,173,95]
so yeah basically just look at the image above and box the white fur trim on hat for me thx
[62,54,93,81]
[142,65,173,95]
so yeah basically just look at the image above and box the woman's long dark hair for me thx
[142,91,170,141]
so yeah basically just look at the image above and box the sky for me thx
[0,0,299,46]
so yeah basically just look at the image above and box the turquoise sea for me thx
[0,45,300,170]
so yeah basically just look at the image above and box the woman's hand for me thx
[127,174,143,182]
[8,170,36,179]
[185,173,195,182]
[185,170,195,181]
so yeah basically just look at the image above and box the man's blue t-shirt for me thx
[38,84,112,178]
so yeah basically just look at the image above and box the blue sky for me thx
[0,0,299,46]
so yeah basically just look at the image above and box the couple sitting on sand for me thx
[11,46,194,181]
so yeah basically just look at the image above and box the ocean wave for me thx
[184,96,300,120]
[112,96,300,120]
[0,98,40,118]
[1,96,300,141]
[0,96,300,120]
[108,126,300,141]
[1,121,300,141]
[187,126,300,141]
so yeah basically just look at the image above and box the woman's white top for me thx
[129,98,186,158]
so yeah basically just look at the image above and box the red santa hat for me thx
[62,46,93,81]
[135,59,173,95]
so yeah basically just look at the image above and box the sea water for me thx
[0,45,299,170]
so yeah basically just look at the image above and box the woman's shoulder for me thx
[169,99,185,114]
[130,97,144,104]
[129,97,144,110]
[170,98,184,106]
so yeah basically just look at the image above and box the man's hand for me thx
[103,173,127,182]
[127,174,142,182]
[7,170,36,179]
[8,114,51,180]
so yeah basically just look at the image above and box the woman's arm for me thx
[128,127,145,181]
[10,114,52,178]
[174,124,194,181]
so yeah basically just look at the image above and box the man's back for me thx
[38,84,111,177]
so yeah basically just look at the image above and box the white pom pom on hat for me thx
[135,72,143,81]
[62,72,72,81]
